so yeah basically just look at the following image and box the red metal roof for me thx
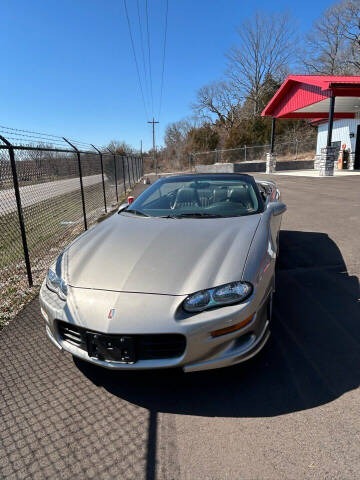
[262,75,360,119]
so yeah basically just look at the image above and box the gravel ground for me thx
[1,172,360,479]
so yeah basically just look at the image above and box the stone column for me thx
[319,146,337,176]
[349,152,355,170]
[314,154,321,170]
[266,153,276,174]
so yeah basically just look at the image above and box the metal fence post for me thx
[127,157,132,188]
[121,157,127,194]
[107,148,118,203]
[63,138,87,230]
[92,145,107,213]
[244,145,247,162]
[131,157,135,185]
[114,155,119,202]
[0,135,33,286]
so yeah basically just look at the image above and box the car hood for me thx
[64,213,261,295]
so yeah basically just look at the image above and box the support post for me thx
[63,138,87,230]
[270,117,276,154]
[0,135,33,286]
[92,145,107,213]
[319,146,337,176]
[317,96,337,176]
[244,145,247,162]
[107,148,119,203]
[266,118,277,173]
[349,152,355,170]
[327,95,335,147]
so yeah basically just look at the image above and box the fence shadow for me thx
[75,230,360,418]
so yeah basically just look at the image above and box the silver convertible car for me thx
[40,173,286,372]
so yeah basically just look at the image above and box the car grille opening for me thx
[57,321,87,350]
[57,321,186,361]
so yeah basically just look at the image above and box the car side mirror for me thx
[268,202,287,216]
[117,203,129,214]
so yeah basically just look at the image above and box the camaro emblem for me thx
[108,308,116,319]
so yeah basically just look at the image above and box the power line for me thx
[158,0,169,119]
[136,0,151,114]
[123,0,149,120]
[145,0,154,117]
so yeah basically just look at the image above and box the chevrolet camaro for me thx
[39,173,286,372]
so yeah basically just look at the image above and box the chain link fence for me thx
[0,126,143,326]
[192,138,317,166]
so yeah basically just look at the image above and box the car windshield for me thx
[124,175,264,218]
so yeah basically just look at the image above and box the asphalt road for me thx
[1,173,360,479]
[0,174,103,215]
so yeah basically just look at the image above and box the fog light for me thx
[211,314,254,338]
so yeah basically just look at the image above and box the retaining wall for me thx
[195,160,315,174]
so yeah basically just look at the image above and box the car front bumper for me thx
[39,279,272,372]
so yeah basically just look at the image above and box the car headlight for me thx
[183,281,252,313]
[46,268,68,301]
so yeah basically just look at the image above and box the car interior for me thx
[127,180,262,217]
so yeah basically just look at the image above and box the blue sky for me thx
[1,0,332,150]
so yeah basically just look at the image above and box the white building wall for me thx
[316,116,360,154]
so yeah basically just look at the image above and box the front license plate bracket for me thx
[86,333,136,363]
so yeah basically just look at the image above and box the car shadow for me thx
[75,230,360,418]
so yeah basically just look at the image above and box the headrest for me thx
[175,187,198,204]
[229,187,252,205]
[213,188,228,203]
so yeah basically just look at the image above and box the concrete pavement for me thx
[1,173,360,479]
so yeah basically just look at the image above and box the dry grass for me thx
[0,182,129,329]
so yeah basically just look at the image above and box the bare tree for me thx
[226,12,297,116]
[192,81,238,130]
[303,1,352,74]
[341,0,360,71]
[164,120,193,169]
[106,140,134,155]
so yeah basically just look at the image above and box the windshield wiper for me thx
[161,212,224,219]
[124,209,150,217]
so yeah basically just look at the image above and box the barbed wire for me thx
[0,125,62,139]
[0,125,103,152]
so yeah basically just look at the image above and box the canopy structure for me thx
[262,75,360,119]
[262,75,360,158]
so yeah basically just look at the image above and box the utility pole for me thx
[140,140,143,179]
[147,117,159,174]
